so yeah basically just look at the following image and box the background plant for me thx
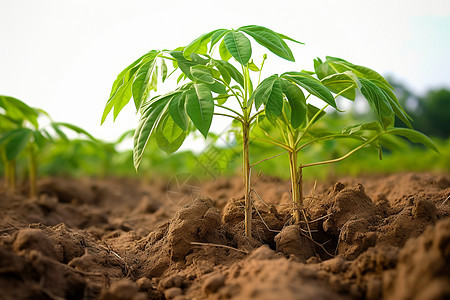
[0,95,95,197]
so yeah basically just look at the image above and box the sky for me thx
[1,0,449,147]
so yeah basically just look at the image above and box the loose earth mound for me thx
[0,172,449,299]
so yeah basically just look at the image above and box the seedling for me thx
[252,57,438,223]
[0,95,95,197]
[102,25,306,237]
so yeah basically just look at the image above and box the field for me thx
[1,171,449,299]
[1,24,449,300]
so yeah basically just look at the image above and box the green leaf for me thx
[0,128,32,161]
[177,73,186,84]
[307,104,326,124]
[211,29,229,49]
[190,65,215,84]
[214,60,245,87]
[109,51,159,98]
[219,39,232,61]
[277,32,304,45]
[0,114,18,129]
[316,56,393,89]
[112,78,134,120]
[32,130,47,149]
[133,95,171,169]
[251,75,278,109]
[161,59,168,82]
[51,123,69,141]
[248,60,260,71]
[116,129,135,144]
[342,122,382,135]
[103,61,146,124]
[131,59,158,110]
[169,51,204,79]
[223,31,252,65]
[321,72,357,100]
[184,29,225,59]
[359,78,394,130]
[186,84,214,138]
[239,25,295,61]
[373,80,412,128]
[214,61,231,84]
[51,122,96,141]
[155,114,186,154]
[314,57,337,80]
[169,93,189,131]
[387,128,439,153]
[265,79,283,118]
[207,81,227,94]
[215,94,230,105]
[281,79,307,128]
[0,96,39,128]
[282,72,336,108]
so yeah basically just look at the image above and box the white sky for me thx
[1,0,449,147]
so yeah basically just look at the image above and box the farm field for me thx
[1,14,450,300]
[0,172,449,299]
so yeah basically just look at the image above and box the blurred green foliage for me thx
[1,82,448,182]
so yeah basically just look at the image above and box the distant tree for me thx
[417,89,450,138]
[387,77,450,139]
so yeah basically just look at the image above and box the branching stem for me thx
[301,133,383,169]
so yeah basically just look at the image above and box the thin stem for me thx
[248,110,264,123]
[242,120,252,238]
[213,113,243,123]
[250,151,288,168]
[251,137,293,152]
[166,68,177,80]
[8,160,16,194]
[257,55,267,85]
[214,104,244,119]
[158,55,177,62]
[217,78,244,110]
[289,151,301,223]
[333,84,355,99]
[2,150,9,190]
[298,134,364,151]
[295,104,329,147]
[242,65,248,106]
[301,133,383,169]
[28,146,37,198]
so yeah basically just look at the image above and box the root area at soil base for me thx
[0,172,449,300]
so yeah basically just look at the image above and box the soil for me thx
[0,172,449,300]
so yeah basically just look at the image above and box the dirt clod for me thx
[164,287,183,299]
[203,272,225,293]
[275,225,315,261]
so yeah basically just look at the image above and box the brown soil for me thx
[0,172,449,300]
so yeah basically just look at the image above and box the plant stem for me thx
[7,160,16,194]
[28,146,37,198]
[242,120,252,237]
[295,104,329,147]
[214,105,244,119]
[301,133,383,169]
[2,152,8,190]
[288,151,302,223]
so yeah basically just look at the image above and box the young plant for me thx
[102,25,308,237]
[0,95,95,197]
[252,57,439,223]
[0,96,39,193]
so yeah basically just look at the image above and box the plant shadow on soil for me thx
[0,172,449,300]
